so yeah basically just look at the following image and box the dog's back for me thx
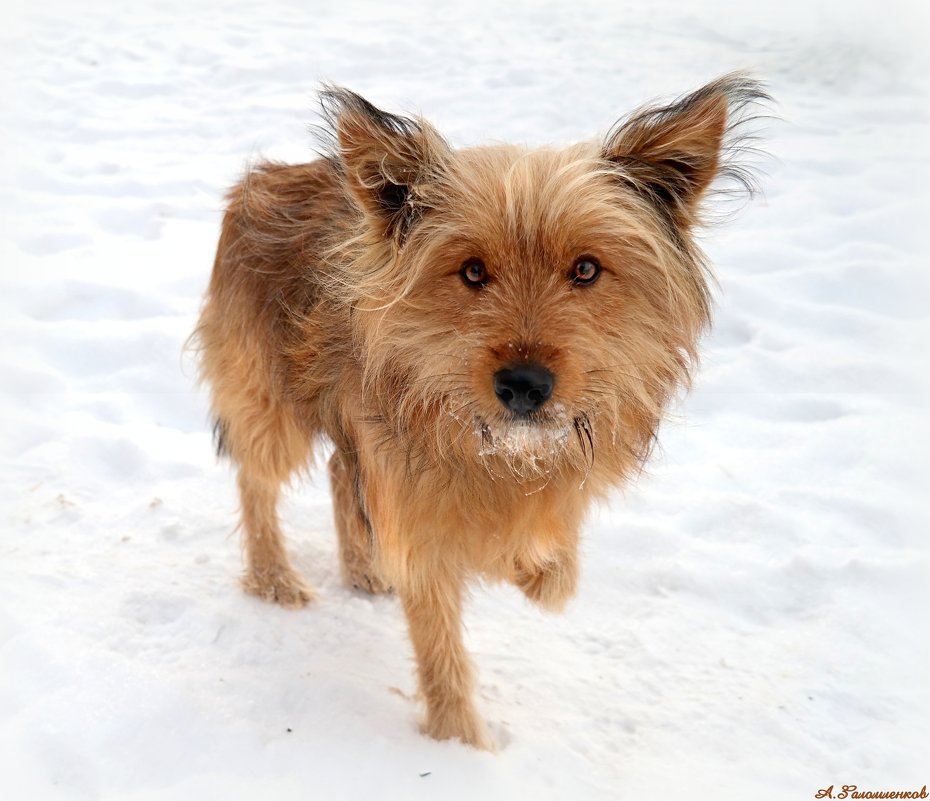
[198,159,356,453]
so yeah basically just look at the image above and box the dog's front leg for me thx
[400,573,493,751]
[511,514,582,613]
[358,435,492,750]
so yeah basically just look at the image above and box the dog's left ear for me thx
[603,74,767,225]
[321,87,450,242]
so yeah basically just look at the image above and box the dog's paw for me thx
[514,559,576,613]
[242,568,316,608]
[350,572,393,595]
[422,705,495,752]
[343,564,393,596]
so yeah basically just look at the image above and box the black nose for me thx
[493,364,555,416]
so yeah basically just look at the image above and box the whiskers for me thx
[572,412,595,488]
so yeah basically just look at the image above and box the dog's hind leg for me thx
[328,449,391,595]
[237,473,315,608]
[218,380,315,608]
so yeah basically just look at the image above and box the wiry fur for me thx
[193,74,767,749]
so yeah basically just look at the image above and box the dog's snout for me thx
[493,364,554,415]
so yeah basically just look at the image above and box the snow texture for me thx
[1,1,929,799]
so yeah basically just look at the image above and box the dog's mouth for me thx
[473,403,583,461]
[441,396,595,478]
[476,416,570,458]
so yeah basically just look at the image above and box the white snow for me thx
[1,1,929,799]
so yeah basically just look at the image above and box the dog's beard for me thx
[438,393,596,484]
[470,403,580,481]
[477,414,569,458]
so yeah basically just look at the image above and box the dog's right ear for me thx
[321,87,450,242]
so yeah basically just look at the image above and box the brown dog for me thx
[195,75,765,750]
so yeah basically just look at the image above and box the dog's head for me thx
[321,77,766,485]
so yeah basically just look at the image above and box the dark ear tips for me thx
[317,86,449,241]
[603,73,770,223]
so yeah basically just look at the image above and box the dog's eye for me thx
[571,257,601,286]
[460,258,489,288]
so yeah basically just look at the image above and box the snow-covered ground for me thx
[2,1,929,799]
